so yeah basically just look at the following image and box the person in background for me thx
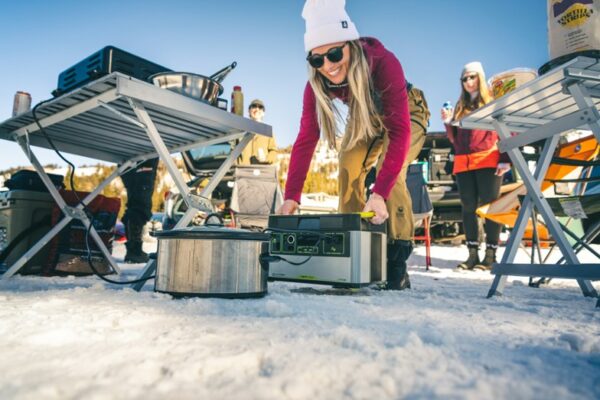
[278,0,413,290]
[121,159,158,263]
[238,99,278,165]
[441,61,510,271]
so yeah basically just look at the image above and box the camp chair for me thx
[476,134,600,244]
[407,163,434,270]
[229,165,283,230]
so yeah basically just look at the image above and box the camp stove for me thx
[267,214,386,287]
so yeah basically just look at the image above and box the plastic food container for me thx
[488,68,538,98]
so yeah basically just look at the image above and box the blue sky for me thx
[0,0,548,168]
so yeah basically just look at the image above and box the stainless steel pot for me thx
[153,226,269,298]
[150,62,236,105]
[151,72,223,105]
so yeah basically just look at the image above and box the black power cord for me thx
[84,220,155,285]
[31,99,155,285]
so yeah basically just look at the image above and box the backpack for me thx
[373,82,430,136]
[406,82,430,136]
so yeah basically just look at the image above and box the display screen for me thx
[298,217,320,231]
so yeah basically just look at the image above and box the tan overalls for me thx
[338,111,426,241]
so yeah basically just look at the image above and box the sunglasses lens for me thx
[307,43,346,68]
[307,54,325,68]
[326,46,344,63]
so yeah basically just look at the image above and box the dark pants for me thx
[455,168,502,246]
[121,158,159,228]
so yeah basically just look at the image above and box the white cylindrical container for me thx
[12,91,31,117]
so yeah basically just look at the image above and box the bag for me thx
[4,170,64,192]
[44,190,120,276]
[371,82,430,137]
[548,0,600,60]
[407,83,431,137]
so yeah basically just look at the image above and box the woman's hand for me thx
[277,199,299,215]
[495,162,511,176]
[441,108,453,124]
[362,192,389,225]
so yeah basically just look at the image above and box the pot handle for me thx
[209,62,237,83]
[204,213,224,227]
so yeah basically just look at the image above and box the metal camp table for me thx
[0,72,272,290]
[460,56,600,307]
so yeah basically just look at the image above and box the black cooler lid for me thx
[152,225,268,241]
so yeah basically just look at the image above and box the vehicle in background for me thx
[417,131,462,241]
[417,131,517,243]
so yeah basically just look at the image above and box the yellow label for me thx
[492,78,517,98]
[553,1,594,28]
[298,275,317,280]
[359,211,376,219]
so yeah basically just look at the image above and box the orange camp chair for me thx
[476,135,599,242]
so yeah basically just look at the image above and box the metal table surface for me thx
[0,72,271,164]
[460,56,600,307]
[0,72,272,287]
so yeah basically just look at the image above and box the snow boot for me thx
[385,240,413,290]
[124,221,149,264]
[456,245,480,270]
[474,247,497,271]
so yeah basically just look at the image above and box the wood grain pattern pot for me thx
[153,226,269,298]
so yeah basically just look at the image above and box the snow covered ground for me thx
[0,242,599,400]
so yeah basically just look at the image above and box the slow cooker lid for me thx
[152,226,269,241]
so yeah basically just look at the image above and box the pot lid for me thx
[152,225,269,241]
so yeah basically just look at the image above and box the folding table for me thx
[460,56,600,307]
[0,72,272,290]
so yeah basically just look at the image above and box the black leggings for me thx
[455,168,503,246]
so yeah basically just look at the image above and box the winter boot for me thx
[385,240,413,290]
[124,221,149,264]
[474,247,497,271]
[456,245,480,270]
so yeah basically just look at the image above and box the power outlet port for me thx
[323,233,344,255]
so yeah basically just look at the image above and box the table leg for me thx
[492,120,598,298]
[2,137,131,278]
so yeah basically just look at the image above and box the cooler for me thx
[0,190,55,274]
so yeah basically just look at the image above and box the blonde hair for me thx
[453,69,493,121]
[308,40,386,150]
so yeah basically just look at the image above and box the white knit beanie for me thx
[302,0,360,52]
[462,61,485,78]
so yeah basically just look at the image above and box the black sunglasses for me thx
[306,42,348,69]
[461,74,478,83]
[250,104,264,110]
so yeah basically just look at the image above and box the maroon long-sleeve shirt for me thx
[284,37,411,203]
